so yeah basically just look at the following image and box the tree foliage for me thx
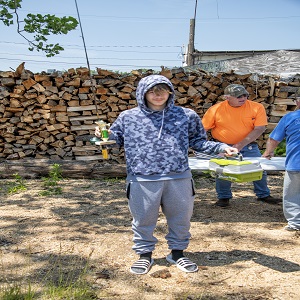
[0,0,78,56]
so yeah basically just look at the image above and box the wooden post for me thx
[187,0,197,66]
[187,18,195,66]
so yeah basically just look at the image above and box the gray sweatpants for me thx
[126,178,195,255]
[283,171,300,230]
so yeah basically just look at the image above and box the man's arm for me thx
[262,138,281,159]
[233,125,266,151]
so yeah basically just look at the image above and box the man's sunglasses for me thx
[237,94,248,99]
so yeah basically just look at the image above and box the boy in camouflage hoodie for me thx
[95,74,237,274]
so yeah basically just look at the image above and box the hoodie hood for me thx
[135,75,175,112]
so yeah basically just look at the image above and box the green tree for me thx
[0,0,78,56]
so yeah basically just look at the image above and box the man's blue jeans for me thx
[216,143,270,199]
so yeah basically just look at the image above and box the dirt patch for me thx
[1,173,299,299]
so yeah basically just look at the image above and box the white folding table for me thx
[188,157,286,172]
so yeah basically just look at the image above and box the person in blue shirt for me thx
[95,74,237,274]
[262,97,300,231]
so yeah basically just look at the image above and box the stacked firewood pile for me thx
[0,63,299,162]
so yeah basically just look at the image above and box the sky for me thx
[0,0,300,73]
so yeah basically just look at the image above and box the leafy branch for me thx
[0,0,78,56]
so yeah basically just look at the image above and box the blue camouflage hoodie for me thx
[109,75,228,181]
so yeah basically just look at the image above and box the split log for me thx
[0,159,127,179]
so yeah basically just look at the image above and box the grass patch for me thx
[0,248,97,300]
[102,177,125,185]
[0,283,35,300]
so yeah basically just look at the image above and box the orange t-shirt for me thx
[202,100,268,144]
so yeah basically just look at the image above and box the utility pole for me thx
[187,0,197,66]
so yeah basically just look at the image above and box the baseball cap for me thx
[224,84,249,98]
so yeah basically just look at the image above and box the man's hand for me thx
[262,151,274,160]
[262,138,280,160]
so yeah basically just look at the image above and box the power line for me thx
[19,9,300,21]
[0,42,184,70]
[0,48,178,58]
[0,57,177,70]
[217,16,300,20]
[0,41,182,50]
[0,56,180,63]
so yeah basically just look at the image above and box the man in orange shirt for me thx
[202,84,281,207]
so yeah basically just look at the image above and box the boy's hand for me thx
[95,126,112,138]
[95,126,101,138]
[223,147,239,156]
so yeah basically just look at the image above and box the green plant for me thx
[48,163,64,181]
[274,140,286,157]
[7,173,27,194]
[39,164,63,196]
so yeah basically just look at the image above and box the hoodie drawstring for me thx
[158,109,165,139]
